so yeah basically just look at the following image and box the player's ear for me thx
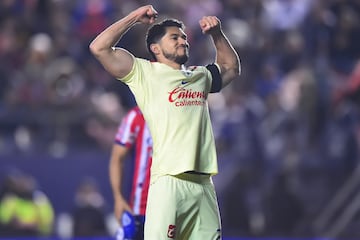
[150,43,160,56]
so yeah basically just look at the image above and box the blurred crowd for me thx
[0,0,360,238]
[0,168,54,236]
[0,169,112,238]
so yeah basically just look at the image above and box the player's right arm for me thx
[109,144,132,223]
[89,5,158,79]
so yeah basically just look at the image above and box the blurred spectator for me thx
[334,60,360,104]
[6,32,53,108]
[261,0,312,31]
[0,169,54,236]
[71,0,114,42]
[327,0,360,74]
[254,60,283,99]
[71,177,108,237]
[264,171,305,236]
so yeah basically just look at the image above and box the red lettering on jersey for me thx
[168,87,205,102]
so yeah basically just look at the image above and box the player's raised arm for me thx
[89,5,158,79]
[199,16,241,88]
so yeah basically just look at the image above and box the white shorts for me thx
[144,172,222,239]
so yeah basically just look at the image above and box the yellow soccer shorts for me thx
[144,172,222,240]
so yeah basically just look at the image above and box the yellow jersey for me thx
[120,56,219,182]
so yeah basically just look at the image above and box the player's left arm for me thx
[199,16,241,89]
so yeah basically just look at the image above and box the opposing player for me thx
[109,106,152,240]
[90,5,240,239]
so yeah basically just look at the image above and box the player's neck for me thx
[158,58,181,70]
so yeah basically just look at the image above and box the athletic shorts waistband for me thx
[174,172,212,184]
[185,171,211,175]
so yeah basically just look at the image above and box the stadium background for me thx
[0,0,359,239]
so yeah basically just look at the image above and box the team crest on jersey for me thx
[181,65,197,78]
[167,225,176,238]
[181,69,192,77]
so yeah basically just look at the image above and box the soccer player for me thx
[90,5,240,239]
[109,106,152,240]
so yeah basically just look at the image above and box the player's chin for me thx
[175,55,188,65]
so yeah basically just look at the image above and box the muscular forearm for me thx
[109,156,124,201]
[199,16,240,87]
[211,31,241,87]
[89,5,157,79]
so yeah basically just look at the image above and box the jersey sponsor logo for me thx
[168,87,205,107]
[167,224,176,238]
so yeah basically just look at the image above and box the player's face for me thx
[159,27,189,65]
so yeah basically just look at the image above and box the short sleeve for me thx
[206,63,222,93]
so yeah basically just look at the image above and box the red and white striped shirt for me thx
[115,106,152,216]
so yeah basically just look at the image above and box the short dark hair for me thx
[146,19,184,60]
